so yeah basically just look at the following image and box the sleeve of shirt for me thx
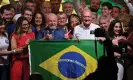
[36,30,46,40]
[31,26,36,33]
[72,26,79,40]
[7,24,16,36]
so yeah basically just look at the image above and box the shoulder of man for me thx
[90,23,100,29]
[74,24,84,30]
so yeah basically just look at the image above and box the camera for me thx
[118,41,128,54]
[94,28,106,37]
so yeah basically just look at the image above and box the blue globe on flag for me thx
[58,52,86,78]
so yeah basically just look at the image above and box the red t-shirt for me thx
[12,32,35,60]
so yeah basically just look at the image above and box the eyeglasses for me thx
[24,13,32,17]
[82,16,92,19]
[22,23,29,26]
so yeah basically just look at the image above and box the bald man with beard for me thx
[73,9,99,40]
[36,13,69,40]
[90,0,101,13]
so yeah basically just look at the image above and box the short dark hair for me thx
[113,6,120,11]
[24,0,35,3]
[21,8,32,15]
[102,2,113,10]
[0,4,12,14]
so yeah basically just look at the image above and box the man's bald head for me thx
[81,9,92,17]
[81,10,93,27]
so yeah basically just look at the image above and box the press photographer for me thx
[95,20,126,80]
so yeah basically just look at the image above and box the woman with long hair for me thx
[68,14,81,39]
[108,19,125,80]
[108,19,124,39]
[0,18,23,80]
[32,11,46,38]
[10,16,35,80]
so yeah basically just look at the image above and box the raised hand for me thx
[64,30,71,39]
[46,32,53,40]
[112,38,119,46]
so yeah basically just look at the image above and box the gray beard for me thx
[49,26,57,30]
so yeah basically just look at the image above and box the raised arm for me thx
[73,0,80,15]
[124,0,133,16]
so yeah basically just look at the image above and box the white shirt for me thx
[0,35,9,65]
[73,23,100,40]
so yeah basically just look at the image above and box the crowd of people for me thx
[0,0,133,80]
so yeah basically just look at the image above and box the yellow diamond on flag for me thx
[39,45,97,80]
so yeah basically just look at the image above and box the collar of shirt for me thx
[81,23,92,30]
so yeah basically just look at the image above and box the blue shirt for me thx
[36,27,66,40]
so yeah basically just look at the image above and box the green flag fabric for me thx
[29,40,105,80]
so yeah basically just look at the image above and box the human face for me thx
[121,7,128,14]
[42,3,51,15]
[57,14,67,27]
[0,23,5,33]
[92,14,97,24]
[2,10,12,22]
[63,3,73,17]
[24,10,33,22]
[47,15,57,27]
[21,20,29,32]
[82,11,92,27]
[102,6,111,16]
[70,17,80,28]
[112,7,120,19]
[25,2,36,13]
[90,0,100,12]
[113,22,122,35]
[50,0,61,14]
[35,13,42,26]
[99,19,109,31]
[35,0,42,5]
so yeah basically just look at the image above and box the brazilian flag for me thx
[29,40,104,80]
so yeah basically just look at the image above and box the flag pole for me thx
[28,45,32,75]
